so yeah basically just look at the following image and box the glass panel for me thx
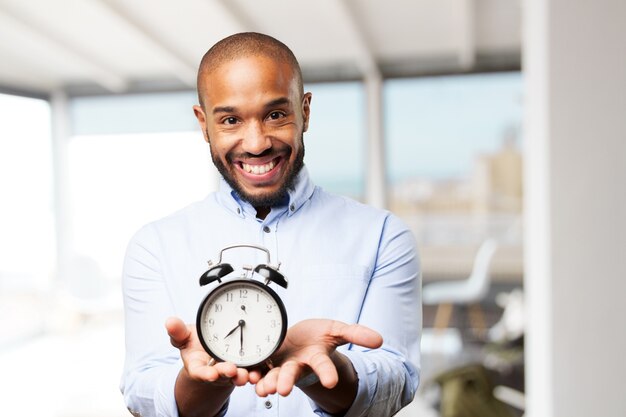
[385,72,523,283]
[385,73,524,366]
[385,72,523,249]
[304,82,365,200]
[70,91,198,135]
[0,94,54,291]
[0,93,54,354]
[67,131,217,280]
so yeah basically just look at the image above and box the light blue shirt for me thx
[121,167,422,417]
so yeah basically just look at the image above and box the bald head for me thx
[197,32,303,107]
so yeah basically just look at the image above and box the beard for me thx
[209,133,305,208]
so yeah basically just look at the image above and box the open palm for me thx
[166,317,249,386]
[253,319,383,396]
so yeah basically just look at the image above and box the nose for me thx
[241,120,271,155]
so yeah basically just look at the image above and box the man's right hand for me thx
[166,317,257,417]
[166,317,251,386]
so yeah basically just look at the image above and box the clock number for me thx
[225,344,230,352]
[214,304,223,312]
[270,319,277,328]
[226,293,233,302]
[239,289,248,299]
[256,345,262,354]
[265,335,271,343]
[212,333,218,342]
[266,304,273,313]
[208,318,215,327]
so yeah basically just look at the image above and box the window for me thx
[67,131,217,280]
[0,93,54,291]
[304,82,365,200]
[385,72,523,278]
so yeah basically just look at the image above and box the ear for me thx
[193,105,210,143]
[301,92,312,132]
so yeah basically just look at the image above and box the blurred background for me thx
[0,1,623,416]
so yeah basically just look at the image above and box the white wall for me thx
[524,1,626,416]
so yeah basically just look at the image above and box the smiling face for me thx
[194,54,311,214]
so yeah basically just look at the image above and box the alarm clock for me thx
[196,244,288,368]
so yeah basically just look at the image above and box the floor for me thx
[0,318,129,417]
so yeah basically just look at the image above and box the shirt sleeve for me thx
[324,213,422,417]
[119,224,183,417]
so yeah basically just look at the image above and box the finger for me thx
[332,322,383,349]
[262,366,281,394]
[276,360,302,396]
[308,351,338,389]
[255,377,266,397]
[213,361,238,379]
[206,362,249,386]
[165,317,191,349]
[255,375,269,397]
[231,367,250,386]
[187,360,240,384]
[255,367,281,397]
[248,369,263,384]
[186,357,220,381]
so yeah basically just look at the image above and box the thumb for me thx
[336,322,383,349]
[165,317,191,349]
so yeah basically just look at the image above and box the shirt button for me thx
[289,204,295,212]
[236,208,241,214]
[264,400,272,409]
[263,226,271,233]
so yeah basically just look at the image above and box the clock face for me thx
[196,279,287,368]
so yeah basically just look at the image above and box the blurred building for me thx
[472,128,523,214]
[389,128,524,282]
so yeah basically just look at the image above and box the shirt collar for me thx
[216,166,316,219]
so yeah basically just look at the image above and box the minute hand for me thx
[240,321,244,350]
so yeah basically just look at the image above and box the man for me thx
[121,32,421,417]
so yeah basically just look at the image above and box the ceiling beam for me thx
[95,0,198,88]
[330,0,380,79]
[458,0,477,69]
[0,4,127,93]
[213,0,258,32]
[0,84,49,100]
[330,1,385,209]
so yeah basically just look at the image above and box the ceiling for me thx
[0,0,521,98]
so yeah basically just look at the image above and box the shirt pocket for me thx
[287,263,372,324]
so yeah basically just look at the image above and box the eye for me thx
[267,111,285,121]
[222,116,239,125]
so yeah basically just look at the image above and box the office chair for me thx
[423,238,499,333]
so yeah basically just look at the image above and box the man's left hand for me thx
[252,319,383,397]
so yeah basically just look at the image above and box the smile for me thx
[241,160,276,175]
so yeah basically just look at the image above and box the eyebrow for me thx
[211,97,292,115]
[265,97,291,109]
[212,106,236,115]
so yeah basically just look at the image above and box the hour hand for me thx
[224,319,245,339]
[224,323,240,339]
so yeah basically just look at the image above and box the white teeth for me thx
[242,160,275,175]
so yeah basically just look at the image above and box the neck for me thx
[255,207,270,220]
